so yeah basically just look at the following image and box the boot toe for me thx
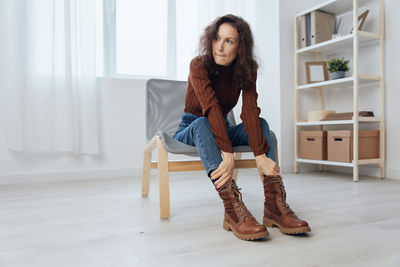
[297,218,309,227]
[297,221,309,228]
[290,218,309,228]
[254,224,267,233]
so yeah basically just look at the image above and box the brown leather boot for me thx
[217,179,269,240]
[263,175,311,234]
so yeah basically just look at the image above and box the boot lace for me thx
[264,176,294,216]
[220,181,252,220]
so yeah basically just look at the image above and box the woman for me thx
[173,14,310,241]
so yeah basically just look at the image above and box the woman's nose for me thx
[217,41,223,51]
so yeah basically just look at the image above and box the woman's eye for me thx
[227,40,233,44]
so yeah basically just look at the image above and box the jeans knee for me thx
[193,117,212,132]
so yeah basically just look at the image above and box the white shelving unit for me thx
[294,0,385,181]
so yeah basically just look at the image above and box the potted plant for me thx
[327,57,350,79]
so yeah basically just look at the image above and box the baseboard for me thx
[0,167,142,186]
[280,163,318,174]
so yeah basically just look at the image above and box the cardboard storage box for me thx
[300,131,327,160]
[327,130,380,162]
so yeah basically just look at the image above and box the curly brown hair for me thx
[199,14,258,90]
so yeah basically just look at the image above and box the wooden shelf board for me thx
[297,74,381,90]
[297,77,353,90]
[296,158,381,166]
[296,31,380,55]
[296,117,381,126]
[296,158,354,167]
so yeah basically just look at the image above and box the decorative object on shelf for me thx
[327,57,349,79]
[328,16,342,39]
[307,110,336,121]
[321,111,375,121]
[350,10,369,34]
[305,61,329,83]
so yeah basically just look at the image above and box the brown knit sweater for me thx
[184,56,268,156]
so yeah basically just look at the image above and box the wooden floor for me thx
[1,170,400,267]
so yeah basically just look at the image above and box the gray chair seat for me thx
[158,130,277,156]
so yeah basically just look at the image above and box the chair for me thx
[141,79,279,219]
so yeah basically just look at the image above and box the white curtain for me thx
[0,0,99,155]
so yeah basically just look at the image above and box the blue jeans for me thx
[172,112,276,177]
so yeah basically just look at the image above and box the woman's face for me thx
[212,23,239,66]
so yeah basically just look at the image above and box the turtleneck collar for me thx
[213,56,237,72]
[215,63,232,72]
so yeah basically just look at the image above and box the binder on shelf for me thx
[299,15,307,48]
[310,10,335,45]
[306,13,311,46]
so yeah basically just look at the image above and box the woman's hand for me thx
[211,151,235,189]
[255,154,280,178]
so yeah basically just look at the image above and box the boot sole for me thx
[223,220,269,240]
[263,216,311,235]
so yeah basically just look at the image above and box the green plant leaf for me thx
[327,57,350,72]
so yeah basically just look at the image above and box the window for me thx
[103,0,173,79]
[116,0,168,77]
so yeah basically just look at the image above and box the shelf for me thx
[294,0,385,181]
[296,74,381,90]
[296,0,375,17]
[296,117,381,126]
[296,31,380,55]
[296,158,381,166]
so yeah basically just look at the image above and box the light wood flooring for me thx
[1,170,399,267]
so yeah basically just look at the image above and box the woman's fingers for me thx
[210,159,234,188]
[263,167,280,177]
[214,169,231,188]
[215,175,231,188]
[210,167,223,180]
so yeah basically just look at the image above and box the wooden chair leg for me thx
[142,137,157,197]
[232,152,242,182]
[157,136,170,219]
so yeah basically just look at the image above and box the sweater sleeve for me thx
[188,58,233,153]
[240,76,269,156]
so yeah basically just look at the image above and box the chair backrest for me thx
[146,78,236,141]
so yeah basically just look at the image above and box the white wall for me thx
[255,0,281,157]
[279,0,400,179]
[279,0,322,174]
